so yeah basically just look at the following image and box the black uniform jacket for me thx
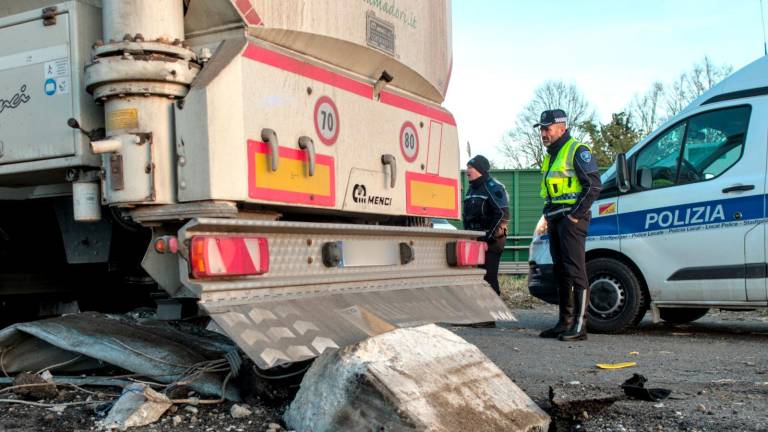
[463,175,510,253]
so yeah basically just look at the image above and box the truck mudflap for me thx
[173,218,515,369]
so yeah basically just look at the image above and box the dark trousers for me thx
[548,215,590,310]
[482,250,502,295]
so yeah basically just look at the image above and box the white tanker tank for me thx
[0,0,511,369]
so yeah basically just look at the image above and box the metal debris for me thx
[0,312,239,400]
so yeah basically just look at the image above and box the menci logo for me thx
[352,183,392,206]
[352,184,367,203]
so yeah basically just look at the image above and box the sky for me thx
[444,0,766,167]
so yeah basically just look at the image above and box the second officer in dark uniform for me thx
[462,155,510,295]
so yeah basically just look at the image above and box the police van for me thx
[528,56,768,333]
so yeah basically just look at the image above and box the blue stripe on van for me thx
[587,194,765,237]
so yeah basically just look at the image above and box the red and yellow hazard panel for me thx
[248,140,335,207]
[598,202,617,216]
[405,172,459,218]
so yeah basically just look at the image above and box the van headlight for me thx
[534,215,548,236]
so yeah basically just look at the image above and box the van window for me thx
[679,106,749,183]
[635,123,686,189]
[633,106,750,190]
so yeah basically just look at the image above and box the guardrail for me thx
[499,235,532,275]
[504,235,532,251]
[498,261,529,275]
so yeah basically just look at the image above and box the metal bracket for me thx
[261,128,279,172]
[650,302,661,324]
[399,242,415,265]
[381,154,397,188]
[322,241,343,268]
[136,132,152,146]
[298,136,316,176]
[42,6,57,26]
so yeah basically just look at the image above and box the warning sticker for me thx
[399,121,419,162]
[56,78,69,95]
[107,108,139,131]
[44,79,57,96]
[44,58,69,79]
[43,58,70,96]
[313,96,340,146]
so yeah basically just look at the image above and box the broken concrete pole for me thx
[284,324,550,432]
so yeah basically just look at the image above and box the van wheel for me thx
[659,308,709,324]
[587,258,645,333]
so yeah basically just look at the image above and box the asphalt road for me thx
[453,306,768,431]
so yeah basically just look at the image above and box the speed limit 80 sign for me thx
[399,121,419,162]
[314,96,340,146]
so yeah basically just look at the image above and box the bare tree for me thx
[665,56,733,117]
[628,81,664,136]
[498,81,594,168]
[628,57,732,138]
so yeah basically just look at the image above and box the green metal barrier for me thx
[457,169,543,273]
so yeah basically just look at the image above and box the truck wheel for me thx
[586,257,645,333]
[659,308,709,324]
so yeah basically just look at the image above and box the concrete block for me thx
[284,324,550,432]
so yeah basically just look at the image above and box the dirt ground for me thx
[0,396,286,432]
[1,276,766,432]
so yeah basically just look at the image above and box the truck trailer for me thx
[0,0,511,370]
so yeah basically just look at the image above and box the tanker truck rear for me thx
[0,0,511,369]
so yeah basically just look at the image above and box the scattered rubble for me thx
[229,403,253,419]
[99,383,173,431]
[11,372,58,400]
[549,384,625,420]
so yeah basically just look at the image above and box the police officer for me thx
[462,155,510,295]
[535,109,601,341]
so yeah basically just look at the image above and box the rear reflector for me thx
[446,240,487,267]
[154,236,179,254]
[190,236,269,278]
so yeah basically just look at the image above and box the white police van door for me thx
[619,104,766,303]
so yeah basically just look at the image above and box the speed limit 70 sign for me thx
[314,96,340,146]
[399,121,419,162]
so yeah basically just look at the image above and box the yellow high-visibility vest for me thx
[540,137,589,204]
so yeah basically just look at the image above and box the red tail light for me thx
[154,236,179,254]
[189,236,269,278]
[446,240,487,267]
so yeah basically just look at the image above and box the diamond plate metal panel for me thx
[204,280,513,369]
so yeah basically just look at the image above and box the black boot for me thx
[539,286,575,338]
[559,288,589,341]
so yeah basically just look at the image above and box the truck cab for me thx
[528,56,768,332]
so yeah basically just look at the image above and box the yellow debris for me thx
[595,362,637,369]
